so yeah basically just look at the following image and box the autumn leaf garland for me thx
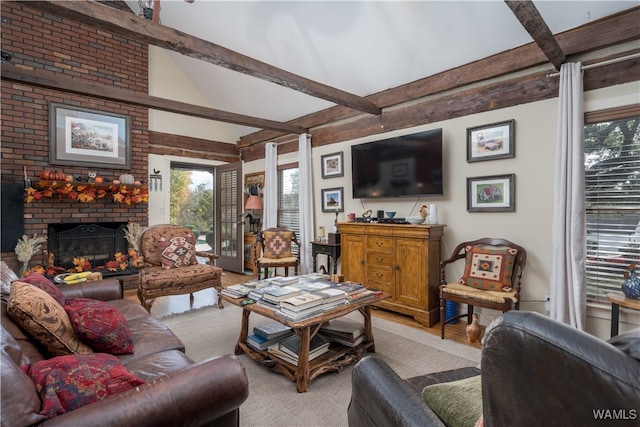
[25,182,148,205]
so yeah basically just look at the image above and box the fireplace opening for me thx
[48,222,128,270]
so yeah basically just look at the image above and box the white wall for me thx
[148,42,639,338]
[244,82,639,338]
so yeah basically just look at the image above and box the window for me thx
[278,165,299,252]
[584,108,640,300]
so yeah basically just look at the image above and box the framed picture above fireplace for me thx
[49,102,131,169]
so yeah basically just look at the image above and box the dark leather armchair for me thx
[253,227,299,279]
[138,224,223,311]
[439,238,526,339]
[348,311,640,427]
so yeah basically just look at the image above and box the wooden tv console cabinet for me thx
[339,222,445,327]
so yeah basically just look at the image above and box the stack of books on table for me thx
[259,285,303,309]
[267,333,330,366]
[314,288,348,310]
[246,321,294,351]
[335,281,367,296]
[276,293,324,321]
[220,283,254,299]
[319,319,365,347]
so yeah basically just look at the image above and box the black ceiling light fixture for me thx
[138,0,154,20]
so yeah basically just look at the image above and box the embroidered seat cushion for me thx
[22,353,145,417]
[460,245,518,292]
[157,235,198,269]
[263,230,293,259]
[65,298,134,355]
[7,282,93,356]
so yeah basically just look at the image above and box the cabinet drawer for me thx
[367,237,394,251]
[367,266,393,287]
[366,251,393,266]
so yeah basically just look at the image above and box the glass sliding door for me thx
[170,163,215,256]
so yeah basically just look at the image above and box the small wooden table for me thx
[311,242,341,274]
[606,292,640,337]
[222,292,388,393]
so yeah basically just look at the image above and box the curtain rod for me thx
[546,52,640,78]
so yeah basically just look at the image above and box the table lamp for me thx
[245,194,263,233]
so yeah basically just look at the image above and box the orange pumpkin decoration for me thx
[40,170,66,181]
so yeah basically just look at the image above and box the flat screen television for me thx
[351,129,443,198]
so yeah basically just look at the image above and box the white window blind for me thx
[278,166,300,253]
[584,113,640,300]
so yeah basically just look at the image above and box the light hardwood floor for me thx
[124,270,483,350]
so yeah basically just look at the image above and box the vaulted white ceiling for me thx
[124,0,637,143]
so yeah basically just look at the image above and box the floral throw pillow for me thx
[157,235,198,269]
[22,353,145,417]
[460,245,518,292]
[65,298,134,355]
[263,230,293,259]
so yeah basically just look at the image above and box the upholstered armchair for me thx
[253,227,300,279]
[439,238,526,339]
[137,224,224,311]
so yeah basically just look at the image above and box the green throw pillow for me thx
[422,375,483,427]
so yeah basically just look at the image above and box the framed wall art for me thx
[467,119,515,162]
[467,174,515,212]
[321,187,344,212]
[49,102,131,169]
[321,152,344,178]
[245,171,265,196]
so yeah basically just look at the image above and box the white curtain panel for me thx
[263,142,278,230]
[550,62,586,330]
[298,133,314,274]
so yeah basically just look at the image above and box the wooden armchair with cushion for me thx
[439,238,526,339]
[253,227,300,280]
[137,224,224,311]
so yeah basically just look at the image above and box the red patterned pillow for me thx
[21,353,145,417]
[157,235,198,269]
[460,245,518,292]
[20,273,66,306]
[263,230,293,259]
[64,298,134,355]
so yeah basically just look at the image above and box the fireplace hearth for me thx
[47,222,128,270]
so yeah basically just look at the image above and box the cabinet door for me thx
[341,234,366,283]
[394,237,427,308]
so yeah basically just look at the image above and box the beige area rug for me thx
[160,305,481,427]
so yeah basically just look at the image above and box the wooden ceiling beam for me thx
[505,0,566,71]
[0,63,307,134]
[18,0,381,116]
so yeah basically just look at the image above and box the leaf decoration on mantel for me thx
[25,181,148,205]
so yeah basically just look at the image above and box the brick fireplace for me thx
[0,1,149,272]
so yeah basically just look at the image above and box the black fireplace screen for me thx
[48,222,128,270]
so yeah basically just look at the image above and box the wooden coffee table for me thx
[221,292,389,392]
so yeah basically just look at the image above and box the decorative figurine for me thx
[466,313,482,344]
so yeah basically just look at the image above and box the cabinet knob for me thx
[395,265,400,271]
[360,260,365,266]
[375,241,383,247]
[376,272,383,278]
[376,257,384,263]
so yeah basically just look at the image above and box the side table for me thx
[606,292,640,337]
[311,242,341,274]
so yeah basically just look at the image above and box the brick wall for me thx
[1,1,149,271]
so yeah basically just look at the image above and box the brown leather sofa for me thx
[1,275,249,427]
[348,311,640,427]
